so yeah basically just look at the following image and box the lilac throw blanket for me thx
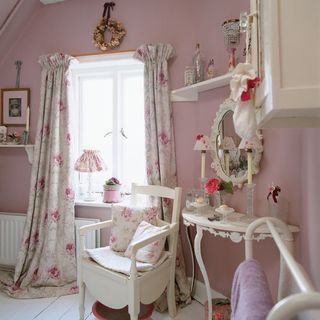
[231,259,273,320]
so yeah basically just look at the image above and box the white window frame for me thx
[70,53,146,198]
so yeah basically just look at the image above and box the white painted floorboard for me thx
[0,291,203,320]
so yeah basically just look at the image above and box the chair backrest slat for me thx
[131,183,182,225]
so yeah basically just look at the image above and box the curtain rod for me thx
[72,49,135,58]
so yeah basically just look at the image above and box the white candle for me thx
[225,151,230,176]
[201,151,206,179]
[247,149,253,185]
[25,106,30,131]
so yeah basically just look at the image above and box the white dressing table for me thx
[183,208,300,320]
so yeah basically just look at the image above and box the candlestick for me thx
[201,151,206,180]
[247,149,253,185]
[22,130,29,145]
[25,106,30,131]
[240,183,256,223]
[225,151,230,176]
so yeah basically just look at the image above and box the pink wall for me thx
[0,0,317,299]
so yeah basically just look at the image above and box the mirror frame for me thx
[210,98,263,187]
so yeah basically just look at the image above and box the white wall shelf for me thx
[0,144,34,164]
[170,73,232,102]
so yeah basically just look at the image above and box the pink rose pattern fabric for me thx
[134,44,191,308]
[124,221,168,264]
[0,53,77,298]
[109,205,158,252]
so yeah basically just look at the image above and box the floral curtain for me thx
[0,53,77,298]
[134,44,191,309]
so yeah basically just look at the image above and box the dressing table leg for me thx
[185,224,195,295]
[195,225,212,320]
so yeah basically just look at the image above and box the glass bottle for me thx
[186,192,193,210]
[206,58,215,79]
[193,43,204,83]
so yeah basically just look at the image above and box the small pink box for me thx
[103,190,121,203]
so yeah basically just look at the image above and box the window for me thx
[70,53,146,197]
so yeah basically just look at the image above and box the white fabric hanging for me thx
[230,63,259,142]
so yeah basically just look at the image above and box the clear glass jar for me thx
[185,192,193,210]
[184,66,196,86]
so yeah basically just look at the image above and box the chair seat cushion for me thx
[124,221,168,264]
[110,205,158,252]
[86,246,170,275]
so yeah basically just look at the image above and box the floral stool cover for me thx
[205,298,231,320]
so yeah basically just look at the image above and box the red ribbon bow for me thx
[240,77,260,102]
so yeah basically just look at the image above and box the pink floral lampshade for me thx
[194,134,211,151]
[74,150,106,172]
[221,136,236,151]
[74,150,106,202]
[238,135,262,151]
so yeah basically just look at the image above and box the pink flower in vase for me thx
[205,178,220,194]
[267,183,281,203]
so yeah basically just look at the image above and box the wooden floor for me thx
[0,291,203,320]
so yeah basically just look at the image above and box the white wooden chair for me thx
[78,183,182,320]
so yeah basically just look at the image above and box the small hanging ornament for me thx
[93,2,126,51]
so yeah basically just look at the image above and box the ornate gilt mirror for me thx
[210,98,263,187]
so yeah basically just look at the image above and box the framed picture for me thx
[1,88,30,126]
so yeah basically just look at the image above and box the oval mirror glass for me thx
[210,98,263,187]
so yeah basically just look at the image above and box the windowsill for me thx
[75,194,131,208]
[75,200,113,208]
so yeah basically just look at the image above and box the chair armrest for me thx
[79,219,113,236]
[130,223,178,255]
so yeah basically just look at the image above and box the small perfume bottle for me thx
[193,43,204,83]
[206,58,215,79]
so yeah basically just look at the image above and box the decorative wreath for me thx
[93,18,126,51]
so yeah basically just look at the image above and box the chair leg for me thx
[167,275,177,318]
[128,309,139,320]
[128,299,140,320]
[79,281,86,320]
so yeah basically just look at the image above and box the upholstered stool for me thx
[92,301,154,320]
[204,299,231,320]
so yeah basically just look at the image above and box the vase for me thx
[103,184,121,203]
[213,191,227,208]
[268,197,289,223]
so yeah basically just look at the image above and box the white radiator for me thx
[0,212,100,267]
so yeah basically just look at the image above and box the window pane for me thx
[119,72,146,190]
[80,76,113,191]
[71,55,146,199]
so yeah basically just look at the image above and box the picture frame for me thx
[1,88,30,126]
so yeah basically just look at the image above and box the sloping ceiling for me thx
[0,0,65,65]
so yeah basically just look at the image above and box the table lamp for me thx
[194,134,211,189]
[75,149,106,201]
